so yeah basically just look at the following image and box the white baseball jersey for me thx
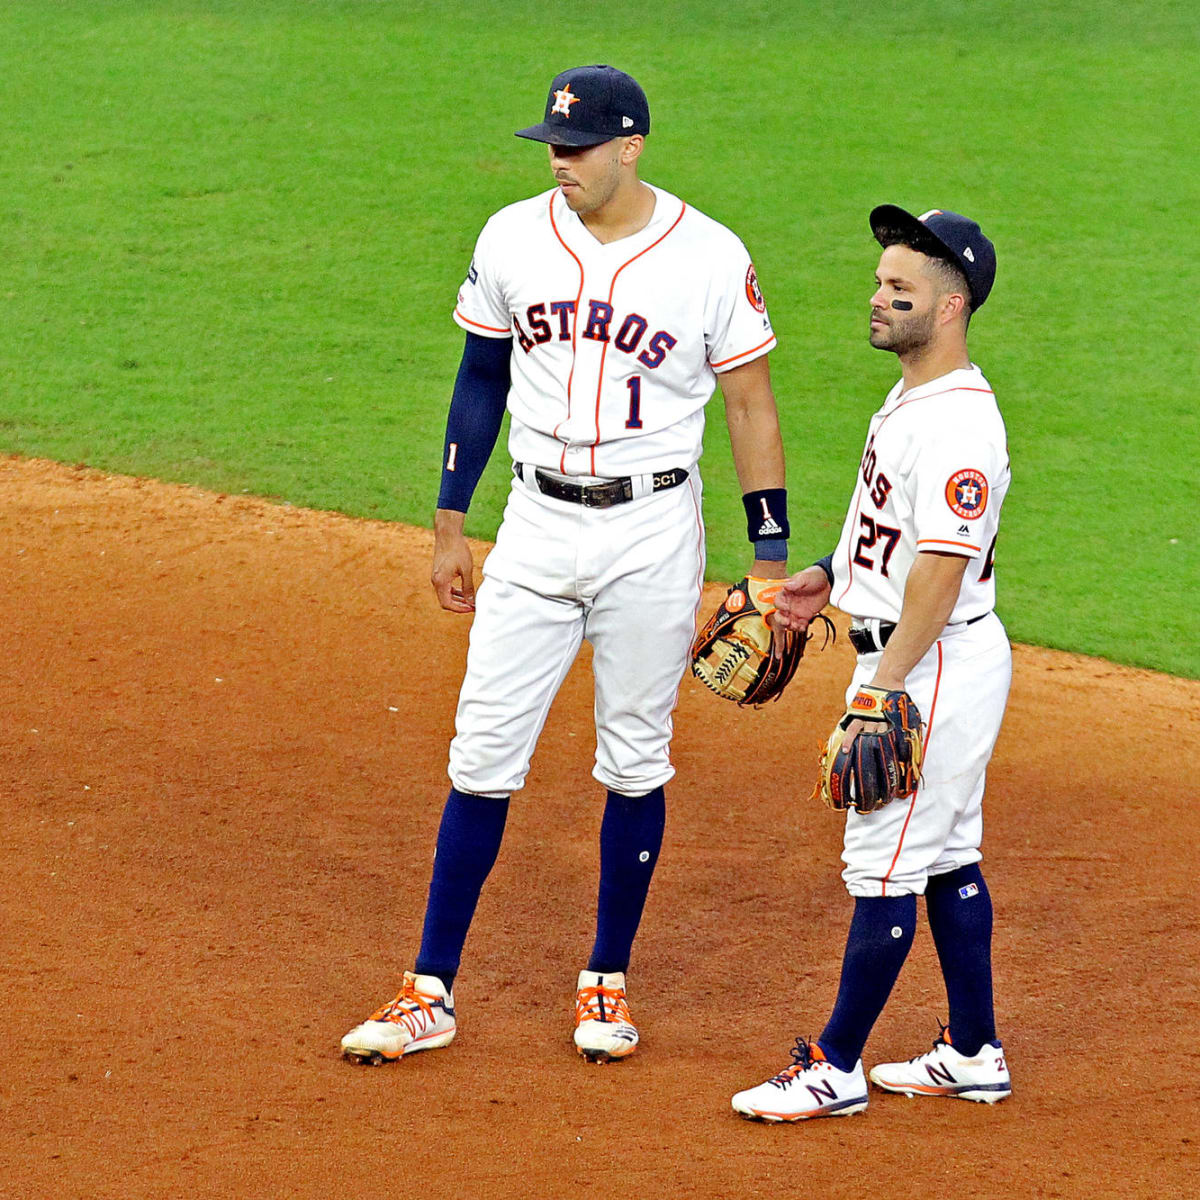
[453,184,776,478]
[830,366,1009,624]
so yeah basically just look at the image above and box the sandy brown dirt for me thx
[1,455,1197,1199]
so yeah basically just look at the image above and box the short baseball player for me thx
[342,65,791,1065]
[732,206,1013,1119]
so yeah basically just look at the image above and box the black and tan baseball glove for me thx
[814,685,925,814]
[690,576,832,707]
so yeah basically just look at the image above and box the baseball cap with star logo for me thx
[870,204,997,310]
[515,65,650,147]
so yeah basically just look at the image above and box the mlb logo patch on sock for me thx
[959,882,980,899]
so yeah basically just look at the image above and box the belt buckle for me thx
[583,479,627,508]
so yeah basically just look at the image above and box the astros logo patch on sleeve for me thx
[945,469,989,519]
[745,263,766,313]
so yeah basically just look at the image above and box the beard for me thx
[869,306,937,355]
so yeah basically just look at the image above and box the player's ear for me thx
[941,290,968,326]
[620,135,645,166]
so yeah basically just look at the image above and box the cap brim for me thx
[514,123,614,147]
[869,204,956,262]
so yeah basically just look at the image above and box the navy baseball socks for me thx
[414,788,510,992]
[924,863,997,1054]
[869,865,1011,1102]
[574,787,665,1062]
[340,788,507,1063]
[817,895,918,1072]
[587,787,665,974]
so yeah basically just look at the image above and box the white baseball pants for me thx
[448,469,706,798]
[840,612,1012,897]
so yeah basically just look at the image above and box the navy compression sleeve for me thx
[436,332,512,513]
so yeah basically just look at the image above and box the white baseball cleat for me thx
[573,970,638,1062]
[732,1038,869,1121]
[868,1027,1011,1102]
[341,971,456,1064]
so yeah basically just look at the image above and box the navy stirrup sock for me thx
[587,787,666,975]
[818,895,917,1072]
[414,787,510,992]
[925,864,997,1055]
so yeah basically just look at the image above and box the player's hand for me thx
[774,566,833,634]
[432,508,477,613]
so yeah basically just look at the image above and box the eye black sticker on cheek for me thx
[891,299,914,311]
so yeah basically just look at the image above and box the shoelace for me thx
[370,977,441,1037]
[575,983,633,1027]
[907,1020,952,1063]
[769,1036,826,1088]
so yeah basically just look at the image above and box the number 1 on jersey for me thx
[625,376,643,429]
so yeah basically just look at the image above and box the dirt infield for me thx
[2,455,1196,1199]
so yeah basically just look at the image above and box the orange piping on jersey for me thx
[881,641,943,896]
[917,538,981,553]
[548,192,587,472]
[709,334,777,370]
[587,199,688,474]
[455,310,511,334]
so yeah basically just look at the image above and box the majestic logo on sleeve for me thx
[551,85,581,116]
[945,468,989,519]
[745,264,766,313]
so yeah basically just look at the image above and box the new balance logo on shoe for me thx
[926,1061,957,1085]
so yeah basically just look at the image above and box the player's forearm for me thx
[719,355,785,491]
[719,357,789,566]
[724,391,786,492]
[871,551,968,690]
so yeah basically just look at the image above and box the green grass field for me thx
[2,1,1196,675]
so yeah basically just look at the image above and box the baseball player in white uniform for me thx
[732,205,1014,1120]
[342,65,792,1065]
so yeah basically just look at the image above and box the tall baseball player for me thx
[732,206,1012,1120]
[342,65,791,1065]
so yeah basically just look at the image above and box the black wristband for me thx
[814,553,834,587]
[742,488,789,542]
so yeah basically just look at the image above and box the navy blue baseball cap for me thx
[870,204,997,310]
[515,65,650,147]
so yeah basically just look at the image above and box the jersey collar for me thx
[551,183,681,256]
[884,364,985,411]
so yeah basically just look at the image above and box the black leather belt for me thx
[849,612,989,654]
[515,462,688,509]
